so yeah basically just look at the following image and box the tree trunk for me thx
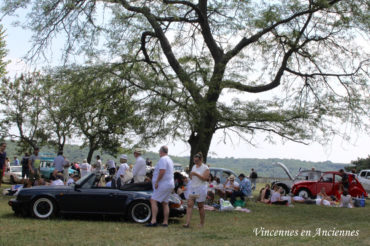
[187,110,218,169]
[188,130,215,170]
[86,148,95,164]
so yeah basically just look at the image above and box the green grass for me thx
[0,183,369,246]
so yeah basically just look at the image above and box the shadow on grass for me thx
[2,211,182,225]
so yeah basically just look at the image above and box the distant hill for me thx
[5,141,349,178]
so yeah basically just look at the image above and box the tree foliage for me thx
[0,73,49,151]
[0,24,8,79]
[346,156,370,172]
[45,65,145,163]
[2,0,369,167]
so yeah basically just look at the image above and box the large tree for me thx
[0,73,49,151]
[46,65,144,163]
[2,0,369,167]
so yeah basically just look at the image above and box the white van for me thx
[358,169,370,193]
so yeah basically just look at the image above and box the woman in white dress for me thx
[183,152,210,228]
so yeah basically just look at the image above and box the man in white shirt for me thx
[107,160,116,176]
[114,154,130,188]
[133,148,146,183]
[224,175,239,199]
[93,155,102,172]
[79,159,91,178]
[146,146,174,227]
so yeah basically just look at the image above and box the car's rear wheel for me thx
[32,197,55,219]
[129,201,151,223]
[297,189,311,199]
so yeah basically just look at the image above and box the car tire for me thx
[129,201,151,223]
[297,188,311,199]
[31,197,56,219]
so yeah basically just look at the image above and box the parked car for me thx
[271,162,322,195]
[3,166,22,184]
[173,163,188,178]
[39,160,76,179]
[209,167,239,184]
[358,169,370,193]
[291,171,368,199]
[8,172,185,223]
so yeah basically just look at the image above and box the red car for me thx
[291,171,368,199]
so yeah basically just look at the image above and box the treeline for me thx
[6,141,352,178]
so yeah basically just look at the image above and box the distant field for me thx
[0,184,369,246]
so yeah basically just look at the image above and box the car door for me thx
[76,187,128,214]
[316,173,334,195]
[59,177,128,214]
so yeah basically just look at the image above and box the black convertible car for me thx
[8,173,185,223]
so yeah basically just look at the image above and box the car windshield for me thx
[74,173,95,187]
[10,166,22,172]
[295,171,321,181]
[174,165,183,171]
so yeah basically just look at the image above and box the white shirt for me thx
[51,179,64,186]
[224,180,239,192]
[95,159,102,171]
[107,160,115,169]
[133,156,147,177]
[270,191,281,203]
[116,163,129,179]
[80,162,91,177]
[190,164,209,188]
[66,178,74,186]
[152,155,174,189]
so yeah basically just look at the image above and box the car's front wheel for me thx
[31,197,55,219]
[129,201,151,223]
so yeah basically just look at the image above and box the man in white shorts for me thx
[146,146,174,227]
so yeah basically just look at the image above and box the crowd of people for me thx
[0,142,360,229]
[257,179,355,208]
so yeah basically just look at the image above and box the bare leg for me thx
[184,199,195,226]
[198,202,205,227]
[150,199,158,224]
[162,201,169,225]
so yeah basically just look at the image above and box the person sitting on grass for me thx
[176,176,189,200]
[339,189,353,208]
[206,174,217,204]
[270,186,288,205]
[224,175,239,199]
[50,174,64,186]
[316,187,335,206]
[214,177,225,199]
[259,184,271,204]
[230,173,252,206]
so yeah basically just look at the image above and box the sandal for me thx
[145,222,158,227]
